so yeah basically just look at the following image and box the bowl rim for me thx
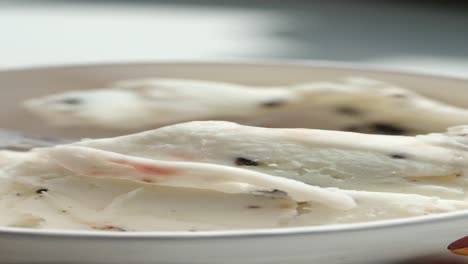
[2,59,468,239]
[1,58,468,82]
[3,209,468,240]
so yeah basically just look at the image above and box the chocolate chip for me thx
[343,123,408,135]
[270,189,287,195]
[342,125,362,132]
[61,98,82,105]
[35,188,48,194]
[93,225,126,231]
[391,93,407,98]
[336,106,361,116]
[235,157,259,166]
[257,189,288,196]
[370,123,407,135]
[261,100,286,108]
[390,154,406,159]
[247,205,261,209]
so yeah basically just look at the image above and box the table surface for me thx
[1,0,468,77]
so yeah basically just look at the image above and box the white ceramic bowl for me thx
[1,61,468,264]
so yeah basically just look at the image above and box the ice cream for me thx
[1,121,468,231]
[23,77,468,135]
[72,121,468,199]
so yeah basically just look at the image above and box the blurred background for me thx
[1,0,468,77]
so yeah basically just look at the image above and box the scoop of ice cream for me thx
[23,79,292,129]
[73,121,468,199]
[2,122,468,231]
[23,77,468,135]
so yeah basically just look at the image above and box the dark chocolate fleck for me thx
[247,205,261,209]
[4,146,32,152]
[269,189,287,195]
[391,93,407,98]
[61,98,82,105]
[390,154,406,159]
[343,123,409,135]
[235,157,259,166]
[370,123,407,135]
[35,188,48,194]
[330,174,345,180]
[61,210,67,213]
[342,125,362,132]
[15,193,21,197]
[336,106,361,116]
[93,225,126,231]
[261,100,286,108]
[257,189,288,196]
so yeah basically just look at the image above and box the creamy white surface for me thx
[23,77,468,135]
[1,122,468,231]
[74,121,468,199]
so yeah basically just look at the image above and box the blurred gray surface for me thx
[1,0,468,77]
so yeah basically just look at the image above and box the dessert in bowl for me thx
[1,61,468,264]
